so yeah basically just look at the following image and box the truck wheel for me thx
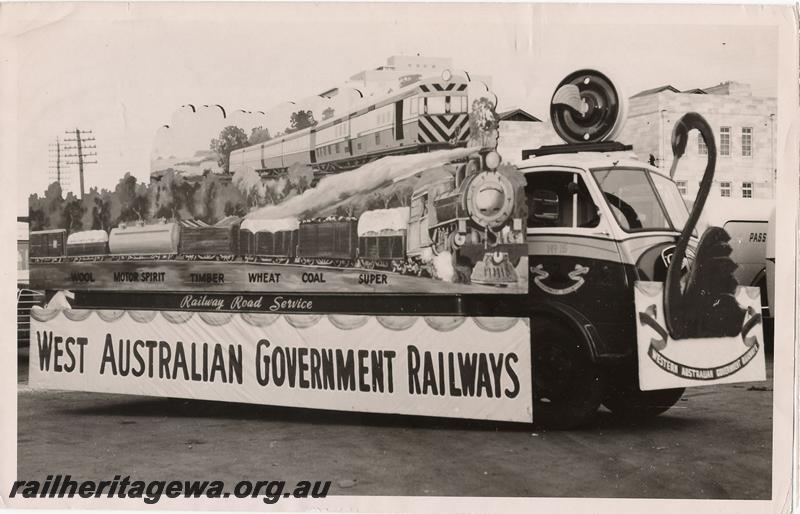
[602,386,685,420]
[531,316,606,429]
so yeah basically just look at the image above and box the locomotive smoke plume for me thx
[431,251,456,283]
[246,147,479,220]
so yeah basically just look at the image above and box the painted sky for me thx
[7,3,779,213]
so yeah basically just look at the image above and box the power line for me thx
[64,128,97,198]
[48,137,70,189]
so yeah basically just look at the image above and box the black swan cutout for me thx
[663,113,745,339]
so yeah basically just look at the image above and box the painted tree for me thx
[27,194,46,231]
[195,172,247,223]
[27,183,63,231]
[210,125,249,173]
[248,126,272,145]
[285,110,317,134]
[38,182,66,230]
[232,166,266,209]
[110,173,150,224]
[63,192,85,232]
[287,162,314,195]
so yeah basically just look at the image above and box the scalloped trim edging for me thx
[29,308,526,333]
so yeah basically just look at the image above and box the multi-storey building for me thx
[621,82,777,201]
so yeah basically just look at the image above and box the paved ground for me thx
[16,348,773,499]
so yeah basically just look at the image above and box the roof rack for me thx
[521,141,633,160]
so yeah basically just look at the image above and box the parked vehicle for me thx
[696,197,774,345]
[17,219,44,346]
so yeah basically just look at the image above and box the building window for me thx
[742,182,753,199]
[375,132,381,145]
[741,127,752,157]
[720,181,731,197]
[720,127,731,156]
[698,133,708,155]
[676,180,688,196]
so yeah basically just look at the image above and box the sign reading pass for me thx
[30,310,533,423]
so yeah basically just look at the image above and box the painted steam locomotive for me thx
[229,73,473,175]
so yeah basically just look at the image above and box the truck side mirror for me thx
[531,189,560,222]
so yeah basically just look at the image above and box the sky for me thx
[4,3,780,214]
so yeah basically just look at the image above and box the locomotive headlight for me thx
[484,151,501,171]
[441,69,453,82]
[466,171,515,229]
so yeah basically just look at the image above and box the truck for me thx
[510,70,764,428]
[27,69,765,429]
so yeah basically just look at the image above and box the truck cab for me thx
[511,70,720,428]
[523,150,693,356]
[520,148,695,427]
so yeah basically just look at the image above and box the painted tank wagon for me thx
[30,229,67,261]
[239,217,299,263]
[108,221,180,259]
[66,230,109,259]
[357,207,409,271]
[178,218,241,261]
[296,217,358,266]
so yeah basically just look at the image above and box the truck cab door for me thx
[525,169,634,353]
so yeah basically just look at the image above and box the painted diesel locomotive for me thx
[229,74,473,175]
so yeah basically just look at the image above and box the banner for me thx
[29,308,533,423]
[634,282,766,390]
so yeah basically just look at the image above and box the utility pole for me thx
[48,137,69,189]
[64,128,97,198]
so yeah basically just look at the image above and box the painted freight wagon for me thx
[66,230,109,258]
[296,217,358,266]
[178,218,241,260]
[239,218,299,263]
[30,229,67,260]
[357,207,409,270]
[108,221,180,259]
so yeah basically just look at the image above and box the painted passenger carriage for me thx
[229,74,472,176]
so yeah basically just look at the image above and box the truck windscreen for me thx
[649,172,690,231]
[591,168,673,232]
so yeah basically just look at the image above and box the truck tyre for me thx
[602,386,685,420]
[531,315,606,429]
